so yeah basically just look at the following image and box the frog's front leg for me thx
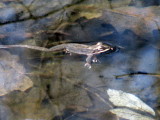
[65,48,72,55]
[84,55,93,69]
[92,55,99,63]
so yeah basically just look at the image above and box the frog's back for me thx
[66,43,94,55]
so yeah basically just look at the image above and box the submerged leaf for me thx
[110,108,155,120]
[0,50,33,96]
[107,89,155,116]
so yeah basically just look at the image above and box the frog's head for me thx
[93,42,114,54]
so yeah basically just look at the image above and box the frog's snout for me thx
[110,47,114,50]
[111,46,119,52]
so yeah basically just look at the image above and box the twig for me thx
[64,77,113,109]
[115,72,160,79]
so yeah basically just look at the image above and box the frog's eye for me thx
[96,42,102,46]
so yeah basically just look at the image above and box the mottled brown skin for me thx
[0,42,113,68]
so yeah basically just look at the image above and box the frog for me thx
[0,42,114,68]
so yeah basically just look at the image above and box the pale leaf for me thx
[107,89,155,116]
[110,108,155,120]
[0,50,33,96]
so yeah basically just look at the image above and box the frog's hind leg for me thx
[84,55,93,69]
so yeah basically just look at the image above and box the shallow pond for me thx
[0,0,159,120]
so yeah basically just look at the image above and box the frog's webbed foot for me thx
[92,56,99,63]
[85,55,93,69]
[65,49,72,55]
[84,63,91,69]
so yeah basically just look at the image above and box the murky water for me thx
[0,0,159,120]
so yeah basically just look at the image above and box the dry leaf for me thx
[107,89,155,116]
[110,108,155,120]
[0,50,33,96]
